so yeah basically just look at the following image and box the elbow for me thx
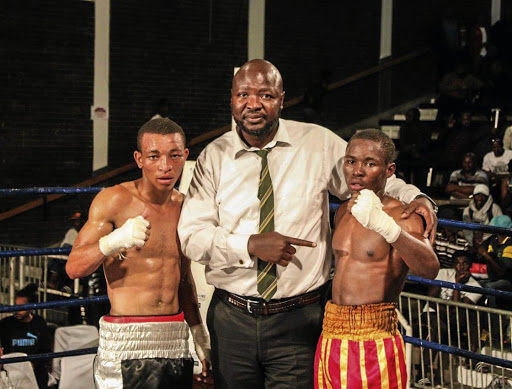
[421,259,440,280]
[65,261,81,280]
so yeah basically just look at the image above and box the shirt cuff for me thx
[227,234,254,268]
[415,193,439,213]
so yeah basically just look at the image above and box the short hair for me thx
[462,152,476,162]
[137,118,186,151]
[15,283,38,304]
[452,250,473,265]
[347,129,396,164]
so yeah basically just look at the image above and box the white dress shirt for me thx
[178,119,421,298]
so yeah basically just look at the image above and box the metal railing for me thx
[0,244,79,324]
[399,289,512,388]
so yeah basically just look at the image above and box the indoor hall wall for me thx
[0,0,94,191]
[1,0,497,196]
[108,0,248,167]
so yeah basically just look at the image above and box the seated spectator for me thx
[477,215,512,307]
[0,338,39,389]
[419,250,482,386]
[437,60,486,110]
[435,206,470,269]
[438,111,479,169]
[396,107,432,187]
[462,184,502,249]
[500,159,512,212]
[482,138,512,186]
[473,116,506,163]
[48,211,84,292]
[0,284,52,389]
[445,152,488,201]
[502,123,512,150]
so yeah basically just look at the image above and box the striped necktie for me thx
[255,149,277,301]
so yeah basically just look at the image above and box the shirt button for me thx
[239,260,244,265]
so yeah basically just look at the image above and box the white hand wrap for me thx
[98,215,150,257]
[351,189,401,243]
[190,324,211,366]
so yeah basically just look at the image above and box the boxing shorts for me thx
[314,301,407,389]
[94,312,194,389]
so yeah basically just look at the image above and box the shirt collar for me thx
[234,119,292,158]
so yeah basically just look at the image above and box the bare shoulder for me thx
[334,201,349,228]
[172,188,185,204]
[89,182,137,221]
[385,196,425,235]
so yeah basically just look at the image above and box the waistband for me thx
[103,311,184,323]
[322,300,399,341]
[98,316,191,361]
[215,287,322,316]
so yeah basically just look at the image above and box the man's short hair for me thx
[137,118,186,151]
[15,283,38,304]
[452,250,473,265]
[348,128,396,164]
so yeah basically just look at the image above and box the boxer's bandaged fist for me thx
[99,215,150,256]
[351,189,401,243]
[190,324,211,366]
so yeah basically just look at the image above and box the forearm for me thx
[385,175,421,203]
[66,244,105,279]
[178,275,202,327]
[392,231,439,279]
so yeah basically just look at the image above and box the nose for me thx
[247,95,262,109]
[159,157,173,171]
[352,162,364,176]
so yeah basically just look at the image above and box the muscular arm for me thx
[178,255,201,327]
[66,189,116,279]
[392,212,440,280]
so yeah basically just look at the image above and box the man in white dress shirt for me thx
[178,59,437,388]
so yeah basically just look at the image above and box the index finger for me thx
[285,236,317,248]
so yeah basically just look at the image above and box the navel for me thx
[367,250,374,257]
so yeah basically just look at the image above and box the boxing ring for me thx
[1,187,512,388]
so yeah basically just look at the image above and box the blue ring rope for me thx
[0,187,103,195]
[0,295,109,313]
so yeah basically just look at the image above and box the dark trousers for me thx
[207,292,323,389]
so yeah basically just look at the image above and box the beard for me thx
[234,111,280,138]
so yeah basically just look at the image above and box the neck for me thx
[136,180,173,205]
[238,126,279,149]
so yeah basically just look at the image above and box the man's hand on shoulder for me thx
[401,196,438,245]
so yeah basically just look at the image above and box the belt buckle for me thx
[246,300,253,314]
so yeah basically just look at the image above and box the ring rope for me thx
[0,296,109,313]
[0,187,103,195]
[403,336,512,370]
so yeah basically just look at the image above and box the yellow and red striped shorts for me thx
[314,301,407,389]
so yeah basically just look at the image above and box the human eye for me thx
[262,94,273,99]
[148,154,158,160]
[171,153,183,160]
[238,92,248,98]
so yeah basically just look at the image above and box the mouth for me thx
[157,177,174,185]
[244,114,265,125]
[349,182,364,191]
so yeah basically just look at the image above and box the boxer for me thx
[66,118,210,388]
[314,129,439,389]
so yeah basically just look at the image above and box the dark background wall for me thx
[0,0,507,246]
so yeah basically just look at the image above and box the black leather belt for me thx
[215,288,322,316]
